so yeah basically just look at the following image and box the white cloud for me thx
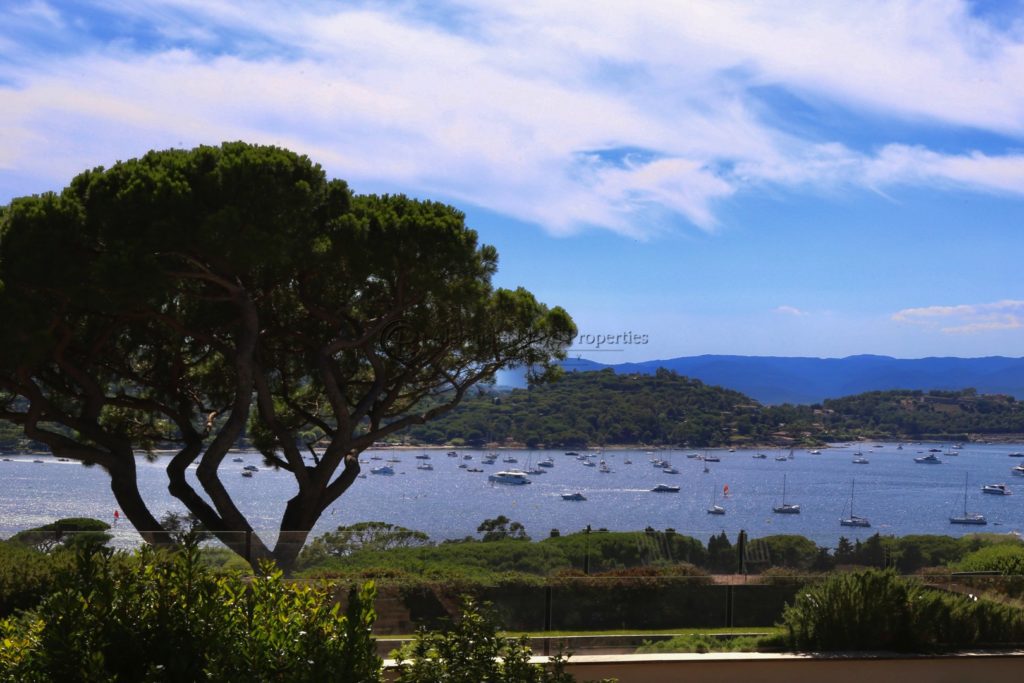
[774,306,808,316]
[2,1,1024,236]
[892,300,1024,334]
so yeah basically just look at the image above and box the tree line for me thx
[397,370,1024,447]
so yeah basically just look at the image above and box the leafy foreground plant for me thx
[782,569,1024,651]
[0,540,382,682]
[392,598,614,683]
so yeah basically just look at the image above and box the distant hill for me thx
[402,372,1024,447]
[499,355,1024,405]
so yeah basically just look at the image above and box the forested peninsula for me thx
[399,368,1024,448]
[5,368,1023,451]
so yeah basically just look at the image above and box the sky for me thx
[2,1,1024,362]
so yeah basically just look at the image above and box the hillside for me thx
[538,355,1024,405]
[401,368,782,448]
[402,372,1024,447]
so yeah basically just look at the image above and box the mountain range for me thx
[498,355,1024,405]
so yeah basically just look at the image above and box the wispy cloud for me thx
[774,305,808,316]
[892,300,1024,334]
[2,1,1024,237]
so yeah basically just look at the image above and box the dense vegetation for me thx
[397,371,1024,447]
[3,530,1023,670]
[401,368,780,447]
[5,373,1024,453]
[782,569,1024,651]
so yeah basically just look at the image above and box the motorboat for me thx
[852,456,870,464]
[840,515,870,527]
[775,455,788,462]
[686,453,700,459]
[773,475,800,514]
[447,451,459,457]
[752,453,767,459]
[1013,465,1024,476]
[488,470,531,485]
[232,457,244,462]
[1009,452,1024,457]
[564,451,579,456]
[651,484,680,493]
[537,458,555,468]
[241,470,253,478]
[415,453,431,460]
[561,492,587,501]
[809,449,822,455]
[416,463,433,471]
[703,454,721,462]
[466,467,483,473]
[914,453,942,464]
[582,460,596,467]
[243,465,259,472]
[662,466,679,474]
[982,483,1011,495]
[370,465,395,475]
[950,473,986,525]
[502,456,519,463]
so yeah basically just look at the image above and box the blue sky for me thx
[2,1,1024,361]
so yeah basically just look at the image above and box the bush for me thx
[0,541,66,617]
[955,543,1024,575]
[0,541,382,682]
[782,569,1024,651]
[392,598,612,683]
[9,518,111,553]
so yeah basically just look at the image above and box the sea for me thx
[2,442,1023,550]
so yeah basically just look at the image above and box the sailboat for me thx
[840,479,870,527]
[950,472,987,525]
[707,483,726,514]
[773,475,800,514]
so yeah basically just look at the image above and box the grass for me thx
[378,626,782,640]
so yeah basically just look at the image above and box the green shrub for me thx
[782,569,1024,651]
[392,598,612,683]
[0,541,382,682]
[9,518,111,553]
[955,543,1024,575]
[0,541,66,617]
[782,569,918,651]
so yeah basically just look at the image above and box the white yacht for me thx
[981,483,1011,495]
[651,484,680,492]
[914,453,942,464]
[488,470,531,485]
[370,465,394,475]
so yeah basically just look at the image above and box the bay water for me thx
[2,442,1023,549]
